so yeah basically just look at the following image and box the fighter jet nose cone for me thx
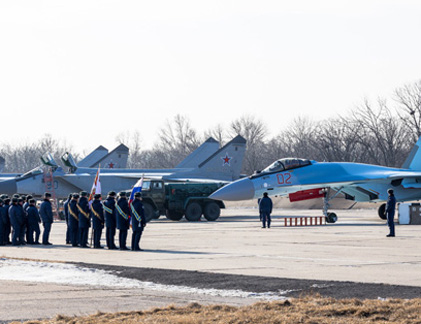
[210,178,255,201]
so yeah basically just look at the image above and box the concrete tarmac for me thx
[1,207,421,321]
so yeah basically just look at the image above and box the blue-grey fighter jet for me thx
[210,136,421,223]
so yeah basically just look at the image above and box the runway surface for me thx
[1,208,420,322]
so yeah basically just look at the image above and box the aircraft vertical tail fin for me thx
[0,156,4,173]
[176,137,220,168]
[95,144,129,169]
[197,135,247,181]
[402,136,421,170]
[78,146,109,167]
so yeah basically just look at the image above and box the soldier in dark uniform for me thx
[386,189,396,237]
[9,197,24,246]
[259,192,273,228]
[26,199,41,244]
[3,197,11,244]
[77,191,91,248]
[23,195,32,244]
[130,192,146,251]
[103,191,117,250]
[63,193,72,244]
[39,192,54,245]
[17,198,26,244]
[68,193,80,247]
[115,191,130,250]
[91,194,104,249]
[0,199,5,246]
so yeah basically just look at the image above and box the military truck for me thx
[139,180,225,222]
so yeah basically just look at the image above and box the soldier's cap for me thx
[13,194,20,198]
[387,188,394,194]
[29,199,36,204]
[118,191,126,197]
[94,194,101,199]
[18,198,23,203]
[44,192,52,198]
[11,197,18,203]
[134,192,141,198]
[0,194,8,199]
[68,193,73,199]
[0,198,3,204]
[26,195,33,200]
[72,193,80,199]
[80,191,88,197]
[107,191,116,197]
[4,198,11,204]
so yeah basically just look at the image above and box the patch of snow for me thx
[0,258,285,300]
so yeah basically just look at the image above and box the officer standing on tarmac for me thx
[26,199,41,244]
[9,197,24,246]
[77,191,91,248]
[68,193,80,247]
[3,197,11,244]
[23,195,32,244]
[91,194,104,249]
[386,189,396,237]
[115,191,130,250]
[130,192,146,251]
[103,191,117,250]
[40,192,54,245]
[63,193,72,244]
[259,192,273,229]
[0,199,5,246]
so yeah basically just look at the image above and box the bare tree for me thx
[203,124,227,147]
[395,80,421,141]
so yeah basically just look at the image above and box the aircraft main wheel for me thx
[166,210,183,221]
[378,203,387,220]
[203,202,220,221]
[143,202,155,223]
[325,212,338,224]
[185,202,202,221]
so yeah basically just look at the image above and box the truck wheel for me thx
[166,210,183,221]
[143,202,155,223]
[185,202,202,221]
[203,202,220,221]
[378,203,387,220]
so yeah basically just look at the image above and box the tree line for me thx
[1,80,421,174]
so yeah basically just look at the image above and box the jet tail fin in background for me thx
[94,144,129,169]
[402,136,421,170]
[197,135,247,181]
[176,137,220,168]
[78,146,109,167]
[0,156,4,172]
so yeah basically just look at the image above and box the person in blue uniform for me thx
[63,193,72,244]
[259,192,273,228]
[77,191,91,248]
[115,191,130,250]
[0,199,5,246]
[9,197,24,246]
[3,197,11,244]
[39,192,54,245]
[91,194,104,249]
[386,189,396,237]
[130,192,146,251]
[68,193,80,247]
[17,198,27,244]
[103,191,117,250]
[26,199,41,244]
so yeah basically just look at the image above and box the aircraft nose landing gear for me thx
[323,188,340,223]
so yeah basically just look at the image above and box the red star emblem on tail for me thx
[222,153,231,166]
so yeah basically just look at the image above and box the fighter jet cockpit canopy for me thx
[261,158,312,174]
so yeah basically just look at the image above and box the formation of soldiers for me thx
[0,190,147,251]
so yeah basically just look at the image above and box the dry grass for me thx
[15,296,421,324]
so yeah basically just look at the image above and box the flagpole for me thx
[90,165,101,247]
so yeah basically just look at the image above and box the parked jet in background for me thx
[0,135,246,198]
[211,136,421,223]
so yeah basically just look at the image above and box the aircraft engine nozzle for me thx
[210,177,255,201]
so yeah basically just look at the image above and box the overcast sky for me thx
[1,0,420,154]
